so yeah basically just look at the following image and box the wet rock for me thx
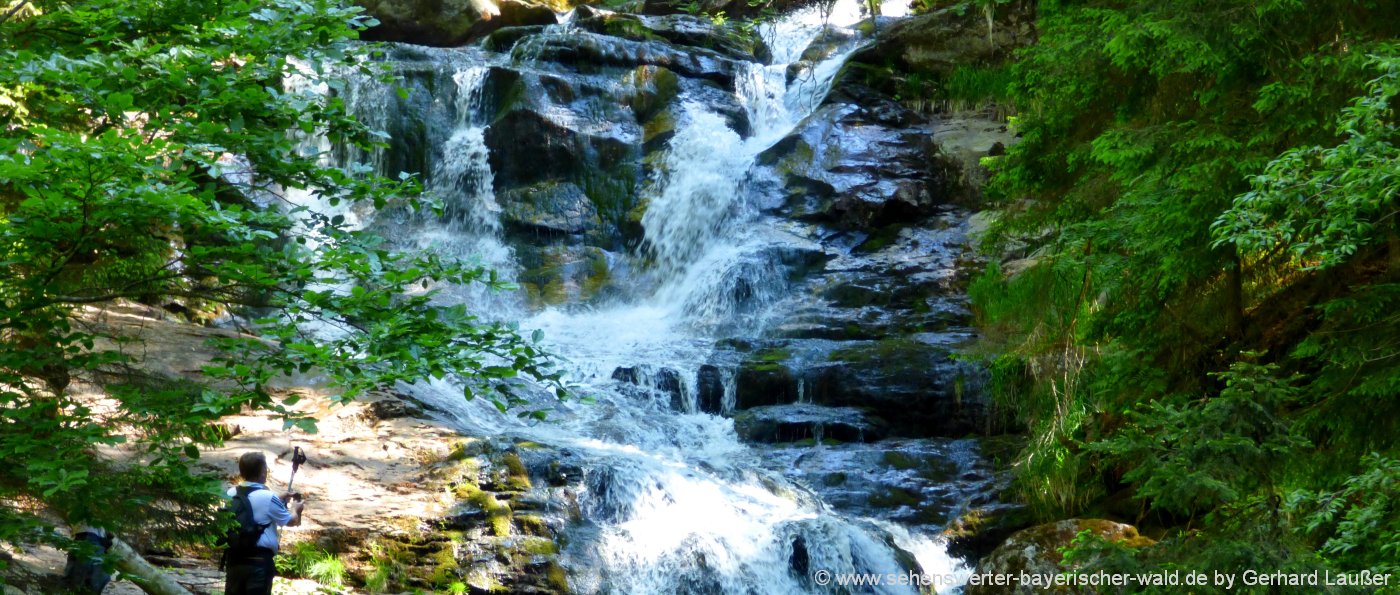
[574,13,762,61]
[968,519,1154,595]
[368,397,424,420]
[785,26,856,82]
[522,30,743,85]
[436,507,489,531]
[848,2,1037,82]
[757,101,959,231]
[640,0,817,19]
[500,181,603,235]
[931,114,1019,202]
[516,245,618,306]
[789,534,810,578]
[358,0,558,47]
[611,365,684,409]
[732,404,889,443]
[695,364,726,414]
[620,65,681,123]
[805,338,987,436]
[486,102,638,186]
[483,24,548,51]
[546,460,584,487]
[733,347,799,409]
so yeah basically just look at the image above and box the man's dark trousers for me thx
[224,548,276,595]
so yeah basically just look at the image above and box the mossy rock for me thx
[622,65,680,122]
[880,450,959,482]
[851,224,905,254]
[517,245,615,308]
[514,514,552,537]
[642,107,678,152]
[499,181,603,236]
[546,561,571,593]
[733,364,793,408]
[826,337,927,366]
[967,519,1155,595]
[517,536,558,556]
[501,451,532,491]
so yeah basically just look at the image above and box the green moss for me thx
[518,536,558,556]
[790,437,843,447]
[742,346,794,373]
[429,547,461,585]
[546,561,571,593]
[515,514,550,537]
[565,248,613,303]
[625,196,649,225]
[829,337,925,364]
[581,164,640,234]
[602,15,657,42]
[882,451,921,470]
[642,109,676,145]
[868,486,922,509]
[464,489,514,537]
[500,451,532,491]
[853,224,903,253]
[770,139,816,177]
[492,78,527,124]
[754,347,792,362]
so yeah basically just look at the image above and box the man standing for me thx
[224,451,305,595]
[62,525,113,593]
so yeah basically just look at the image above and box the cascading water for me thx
[303,1,993,592]
[417,66,515,277]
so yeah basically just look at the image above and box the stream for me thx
[298,1,1006,591]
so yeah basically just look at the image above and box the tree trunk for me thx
[109,538,194,595]
[1225,247,1245,340]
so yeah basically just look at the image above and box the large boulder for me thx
[515,244,622,306]
[967,519,1155,595]
[805,337,987,436]
[848,2,1037,80]
[757,96,960,231]
[358,0,559,47]
[573,13,764,61]
[499,181,603,236]
[485,108,638,186]
[639,0,818,19]
[732,404,889,443]
[519,30,744,85]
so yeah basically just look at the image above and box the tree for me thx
[0,0,560,570]
[969,0,1400,579]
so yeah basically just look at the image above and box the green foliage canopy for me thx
[0,0,560,563]
[971,0,1400,581]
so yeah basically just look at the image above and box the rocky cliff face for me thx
[339,3,1024,586]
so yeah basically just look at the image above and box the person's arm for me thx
[269,494,302,527]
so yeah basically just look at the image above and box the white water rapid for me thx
[295,0,988,592]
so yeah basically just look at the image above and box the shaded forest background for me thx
[939,0,1400,584]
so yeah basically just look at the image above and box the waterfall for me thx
[409,66,519,310]
[640,107,751,280]
[641,1,871,330]
[303,1,986,592]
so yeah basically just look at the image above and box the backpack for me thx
[219,485,270,569]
